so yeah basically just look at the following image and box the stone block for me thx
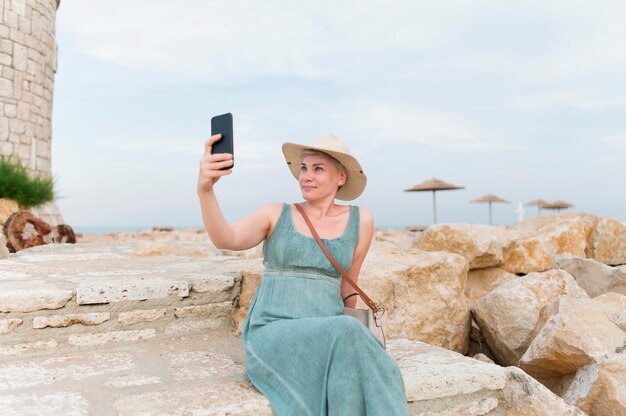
[0,288,74,313]
[118,308,167,325]
[0,318,22,334]
[173,301,233,319]
[0,339,57,356]
[68,329,156,347]
[32,312,110,329]
[189,273,240,302]
[555,254,626,296]
[588,217,626,265]
[0,39,12,54]
[0,78,12,97]
[562,354,626,416]
[11,42,26,71]
[75,277,189,304]
[0,234,9,259]
[503,217,587,274]
[415,223,508,269]
[164,319,225,335]
[112,383,272,416]
[594,292,626,330]
[0,392,89,415]
[472,269,587,366]
[0,52,11,65]
[519,296,626,380]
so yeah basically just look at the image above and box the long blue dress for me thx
[242,203,409,416]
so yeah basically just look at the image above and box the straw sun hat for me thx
[282,133,367,201]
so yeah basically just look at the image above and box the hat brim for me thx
[282,142,367,201]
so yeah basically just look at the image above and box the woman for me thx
[197,132,409,415]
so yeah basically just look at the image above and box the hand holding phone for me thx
[210,113,234,170]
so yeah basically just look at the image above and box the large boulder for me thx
[554,254,626,296]
[414,223,507,269]
[503,217,587,274]
[472,269,588,366]
[561,353,626,416]
[465,267,517,307]
[587,217,626,265]
[594,292,626,330]
[519,296,626,381]
[361,245,471,354]
[388,339,584,415]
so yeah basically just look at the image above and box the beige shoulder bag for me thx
[295,204,387,348]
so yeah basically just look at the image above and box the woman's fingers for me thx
[203,134,223,156]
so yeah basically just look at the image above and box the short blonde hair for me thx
[300,149,347,175]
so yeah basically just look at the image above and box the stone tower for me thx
[0,0,63,225]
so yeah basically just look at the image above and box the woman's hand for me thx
[197,134,234,194]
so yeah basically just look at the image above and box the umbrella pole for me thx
[489,202,493,225]
[432,191,437,224]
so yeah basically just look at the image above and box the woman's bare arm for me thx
[341,207,374,309]
[197,134,280,250]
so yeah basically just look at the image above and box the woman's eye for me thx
[315,167,323,172]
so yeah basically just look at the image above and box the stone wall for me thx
[0,0,63,225]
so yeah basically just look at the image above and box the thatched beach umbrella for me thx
[525,199,547,216]
[542,200,574,213]
[470,194,510,225]
[404,178,464,224]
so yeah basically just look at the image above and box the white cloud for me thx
[600,134,626,149]
[335,102,509,150]
[508,90,626,111]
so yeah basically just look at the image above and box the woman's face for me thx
[299,154,346,201]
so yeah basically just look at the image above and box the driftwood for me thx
[2,210,76,252]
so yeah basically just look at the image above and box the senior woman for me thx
[197,132,408,415]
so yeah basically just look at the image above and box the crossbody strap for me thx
[294,203,380,313]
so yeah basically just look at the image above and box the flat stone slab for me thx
[0,242,253,313]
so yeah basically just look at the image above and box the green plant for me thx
[0,156,55,207]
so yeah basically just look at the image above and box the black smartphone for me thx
[210,113,234,169]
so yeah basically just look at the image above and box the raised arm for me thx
[197,134,279,250]
[342,207,375,308]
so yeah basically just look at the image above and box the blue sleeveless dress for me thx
[242,203,409,416]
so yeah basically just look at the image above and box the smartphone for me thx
[210,113,234,169]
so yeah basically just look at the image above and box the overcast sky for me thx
[51,0,626,230]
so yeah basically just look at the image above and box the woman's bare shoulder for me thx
[255,202,286,224]
[357,206,374,227]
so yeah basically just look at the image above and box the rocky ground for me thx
[1,212,625,415]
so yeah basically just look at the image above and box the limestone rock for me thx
[519,296,626,380]
[387,339,582,415]
[233,270,263,334]
[594,292,626,330]
[503,217,587,274]
[414,223,507,269]
[0,288,74,313]
[68,329,156,347]
[113,382,272,415]
[562,354,626,416]
[588,217,626,265]
[0,318,23,333]
[0,198,19,225]
[0,233,9,259]
[502,367,584,416]
[118,309,168,325]
[32,312,110,329]
[173,301,234,319]
[465,267,517,307]
[75,277,189,304]
[372,248,470,354]
[554,254,626,296]
[472,269,588,366]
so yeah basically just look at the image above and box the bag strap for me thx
[294,203,380,313]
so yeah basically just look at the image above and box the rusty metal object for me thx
[52,224,77,244]
[2,210,76,252]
